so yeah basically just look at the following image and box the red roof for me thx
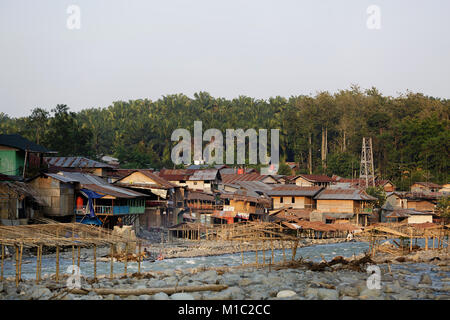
[222,173,265,184]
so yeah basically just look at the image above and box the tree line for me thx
[0,85,448,190]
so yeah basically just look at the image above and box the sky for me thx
[0,0,449,117]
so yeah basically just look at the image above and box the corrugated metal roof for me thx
[189,169,220,181]
[115,170,176,189]
[268,185,323,197]
[222,173,265,183]
[44,173,79,183]
[45,157,113,168]
[48,171,146,198]
[314,188,377,201]
[293,174,334,183]
[0,134,50,153]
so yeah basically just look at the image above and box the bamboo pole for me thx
[138,241,141,274]
[35,246,40,283]
[1,244,4,281]
[55,245,60,282]
[18,243,23,283]
[72,245,75,266]
[271,239,274,264]
[110,245,114,279]
[282,241,286,262]
[124,242,128,276]
[240,239,244,265]
[15,245,19,286]
[410,230,413,252]
[93,245,97,280]
[38,245,42,282]
[70,284,229,296]
[255,243,258,266]
[77,246,81,268]
[262,240,266,266]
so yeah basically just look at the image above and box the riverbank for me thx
[0,240,448,300]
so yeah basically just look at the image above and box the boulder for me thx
[31,287,52,300]
[419,274,432,285]
[170,293,195,300]
[153,292,169,300]
[276,290,297,298]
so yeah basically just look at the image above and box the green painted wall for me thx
[0,150,25,176]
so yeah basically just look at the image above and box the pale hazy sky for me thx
[1,0,449,117]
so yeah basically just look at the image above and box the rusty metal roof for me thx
[189,169,220,181]
[314,188,377,201]
[293,174,334,183]
[45,157,113,169]
[222,172,265,183]
[268,185,323,197]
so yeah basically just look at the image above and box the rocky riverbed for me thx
[0,240,448,300]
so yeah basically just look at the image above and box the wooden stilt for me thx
[72,245,75,266]
[15,245,19,287]
[271,239,274,264]
[18,243,23,283]
[240,240,244,265]
[38,245,42,282]
[77,246,81,268]
[282,241,286,262]
[55,245,60,282]
[425,236,428,251]
[124,242,128,276]
[138,241,141,274]
[433,236,435,250]
[255,244,258,266]
[262,241,265,266]
[110,245,114,279]
[35,246,39,283]
[1,244,4,281]
[93,245,97,280]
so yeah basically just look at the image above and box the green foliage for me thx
[366,186,387,208]
[277,162,292,176]
[1,87,448,185]
[436,196,449,219]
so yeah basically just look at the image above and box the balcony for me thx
[74,199,145,216]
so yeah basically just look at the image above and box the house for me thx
[158,169,195,187]
[268,208,312,223]
[0,174,44,225]
[29,171,147,228]
[311,188,377,226]
[385,209,434,224]
[185,191,220,225]
[332,176,396,192]
[221,172,278,185]
[186,169,222,192]
[0,134,53,179]
[440,183,450,192]
[217,189,271,224]
[410,182,441,193]
[45,156,115,178]
[114,170,185,228]
[267,185,322,210]
[291,174,334,187]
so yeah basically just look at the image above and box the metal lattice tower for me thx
[360,137,375,188]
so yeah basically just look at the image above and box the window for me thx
[280,197,283,203]
[292,197,295,203]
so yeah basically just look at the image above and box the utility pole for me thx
[360,137,375,188]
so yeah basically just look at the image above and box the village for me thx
[0,133,449,300]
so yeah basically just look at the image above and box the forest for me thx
[0,85,448,190]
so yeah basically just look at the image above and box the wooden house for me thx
[291,174,334,187]
[114,170,185,228]
[45,156,115,178]
[311,188,377,226]
[0,174,44,225]
[267,185,322,210]
[0,134,52,179]
[186,169,222,192]
[410,182,441,193]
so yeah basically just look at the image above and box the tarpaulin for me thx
[80,188,104,218]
